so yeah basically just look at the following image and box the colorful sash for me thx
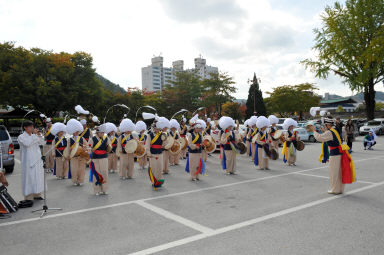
[148,166,164,190]
[185,156,205,176]
[318,142,329,163]
[89,161,105,186]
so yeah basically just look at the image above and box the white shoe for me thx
[95,192,100,196]
[73,183,78,186]
[122,177,126,180]
[102,191,108,195]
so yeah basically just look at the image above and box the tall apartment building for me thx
[141,56,218,92]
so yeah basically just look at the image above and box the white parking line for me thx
[0,155,383,228]
[135,201,214,234]
[294,172,377,184]
[128,180,384,255]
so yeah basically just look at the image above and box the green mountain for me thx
[353,91,384,102]
[96,74,126,94]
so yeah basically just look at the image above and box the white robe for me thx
[18,132,45,197]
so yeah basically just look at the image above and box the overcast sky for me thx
[1,0,383,99]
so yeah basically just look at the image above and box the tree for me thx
[265,83,320,118]
[245,73,266,118]
[376,102,384,111]
[200,72,237,116]
[301,0,384,120]
[0,42,110,117]
[221,101,244,121]
[163,71,203,115]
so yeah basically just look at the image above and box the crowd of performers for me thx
[16,106,357,202]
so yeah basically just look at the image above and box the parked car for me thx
[0,125,15,173]
[293,127,315,142]
[359,119,384,135]
[9,132,20,149]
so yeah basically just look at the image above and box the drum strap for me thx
[151,132,162,145]
[139,134,145,141]
[121,134,132,144]
[79,127,88,139]
[172,132,177,139]
[45,126,52,137]
[93,134,107,151]
[251,129,257,136]
[55,137,64,148]
[71,136,81,149]
[111,136,116,144]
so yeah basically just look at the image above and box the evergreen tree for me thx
[245,73,266,118]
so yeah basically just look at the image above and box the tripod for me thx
[31,146,62,218]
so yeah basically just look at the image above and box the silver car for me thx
[0,125,15,173]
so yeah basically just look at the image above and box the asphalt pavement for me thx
[1,136,384,255]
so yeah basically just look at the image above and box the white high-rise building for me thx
[193,57,218,79]
[141,56,218,92]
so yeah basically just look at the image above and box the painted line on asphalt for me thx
[135,201,214,234]
[294,172,377,184]
[128,180,384,255]
[0,155,383,228]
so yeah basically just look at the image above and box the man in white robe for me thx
[18,120,45,201]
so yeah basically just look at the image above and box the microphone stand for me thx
[30,135,62,218]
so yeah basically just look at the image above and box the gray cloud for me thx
[248,22,296,51]
[160,0,246,23]
[194,36,247,60]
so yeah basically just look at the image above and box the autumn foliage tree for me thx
[302,0,384,120]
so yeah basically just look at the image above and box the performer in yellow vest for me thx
[117,119,136,180]
[135,120,148,169]
[282,118,299,166]
[50,123,69,179]
[186,119,205,181]
[146,117,170,189]
[89,125,111,195]
[169,119,181,166]
[66,119,88,186]
[255,116,271,170]
[247,116,258,162]
[105,122,118,173]
[179,117,188,160]
[268,115,280,153]
[220,116,240,175]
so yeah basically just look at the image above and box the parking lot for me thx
[1,136,384,255]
